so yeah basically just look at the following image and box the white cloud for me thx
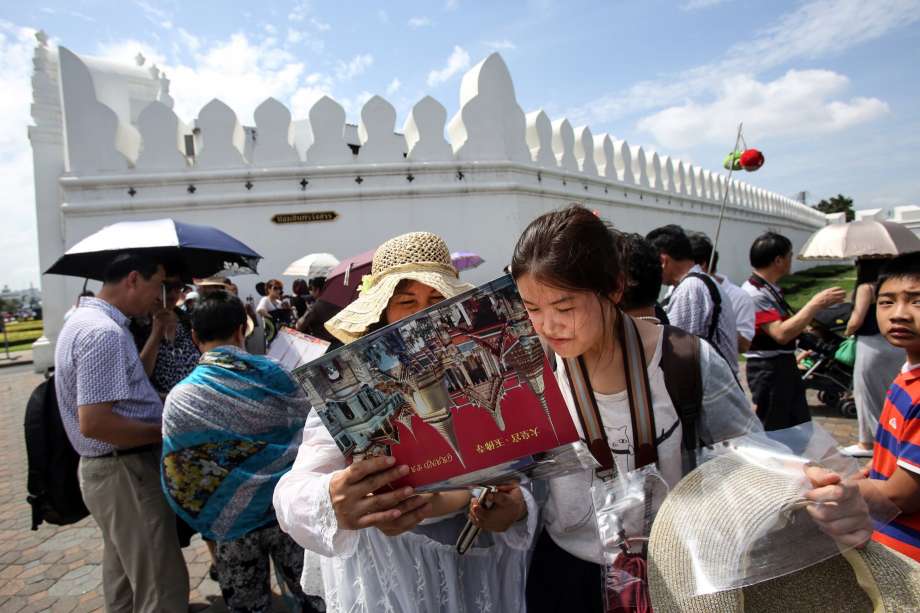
[98,33,308,125]
[290,86,332,117]
[133,0,170,28]
[445,0,460,10]
[310,17,331,32]
[96,39,168,67]
[0,22,41,289]
[377,9,389,23]
[484,39,515,50]
[340,91,374,118]
[386,78,401,95]
[288,1,309,22]
[427,45,470,86]
[637,70,889,149]
[408,16,433,28]
[177,27,200,51]
[336,53,373,80]
[567,0,920,125]
[681,0,733,10]
[287,29,304,44]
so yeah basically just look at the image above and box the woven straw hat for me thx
[648,452,920,612]
[324,232,474,344]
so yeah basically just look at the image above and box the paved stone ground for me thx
[0,365,323,612]
[0,363,859,612]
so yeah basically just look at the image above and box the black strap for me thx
[684,272,721,344]
[659,326,702,473]
[748,273,796,316]
[562,311,658,480]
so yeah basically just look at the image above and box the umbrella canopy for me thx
[282,252,339,279]
[318,249,375,307]
[45,219,261,281]
[799,220,920,260]
[451,251,485,272]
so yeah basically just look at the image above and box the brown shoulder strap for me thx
[562,312,658,480]
[659,325,702,472]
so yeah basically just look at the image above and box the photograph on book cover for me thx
[292,275,582,490]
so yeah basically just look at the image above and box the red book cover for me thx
[293,275,582,490]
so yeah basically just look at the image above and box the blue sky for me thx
[1,0,918,289]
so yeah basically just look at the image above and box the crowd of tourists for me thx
[51,204,920,612]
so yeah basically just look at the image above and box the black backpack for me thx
[24,375,89,530]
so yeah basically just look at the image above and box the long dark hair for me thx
[511,205,627,359]
[511,204,626,296]
[855,258,886,287]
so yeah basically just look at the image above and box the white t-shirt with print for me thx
[543,328,760,564]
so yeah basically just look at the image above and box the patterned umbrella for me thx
[451,251,485,272]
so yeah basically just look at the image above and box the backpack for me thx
[24,375,89,530]
[682,272,723,346]
[659,326,703,474]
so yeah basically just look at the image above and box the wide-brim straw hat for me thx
[648,452,920,612]
[324,231,474,344]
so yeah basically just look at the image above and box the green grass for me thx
[784,267,856,311]
[2,319,43,352]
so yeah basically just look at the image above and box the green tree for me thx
[813,194,855,221]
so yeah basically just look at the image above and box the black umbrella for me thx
[46,219,262,281]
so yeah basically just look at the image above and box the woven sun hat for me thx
[647,452,920,612]
[324,231,474,344]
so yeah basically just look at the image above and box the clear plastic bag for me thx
[592,465,670,612]
[656,422,901,596]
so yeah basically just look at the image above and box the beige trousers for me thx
[79,449,189,613]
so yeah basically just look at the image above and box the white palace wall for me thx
[28,32,829,372]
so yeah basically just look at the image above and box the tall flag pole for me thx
[709,122,744,273]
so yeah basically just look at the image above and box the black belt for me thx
[92,443,160,459]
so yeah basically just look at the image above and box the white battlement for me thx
[27,31,829,372]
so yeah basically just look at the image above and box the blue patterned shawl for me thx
[161,346,312,541]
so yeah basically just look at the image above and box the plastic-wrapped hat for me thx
[648,453,920,612]
[324,232,474,344]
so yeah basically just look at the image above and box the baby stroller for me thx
[797,302,857,417]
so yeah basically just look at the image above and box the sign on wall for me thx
[271,211,339,225]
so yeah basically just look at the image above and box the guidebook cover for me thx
[292,275,582,490]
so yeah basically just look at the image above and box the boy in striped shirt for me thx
[863,253,920,561]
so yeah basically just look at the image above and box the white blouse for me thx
[544,329,760,565]
[273,411,539,613]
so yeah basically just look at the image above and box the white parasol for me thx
[798,219,920,260]
[282,252,340,279]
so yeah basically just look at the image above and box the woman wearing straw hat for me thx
[501,206,873,613]
[274,231,536,613]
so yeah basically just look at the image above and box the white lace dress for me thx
[273,412,538,613]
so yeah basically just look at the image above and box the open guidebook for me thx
[291,275,596,491]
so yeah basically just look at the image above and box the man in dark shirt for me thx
[742,232,845,430]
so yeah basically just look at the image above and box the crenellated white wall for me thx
[28,34,830,372]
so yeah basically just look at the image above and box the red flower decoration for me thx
[740,149,764,171]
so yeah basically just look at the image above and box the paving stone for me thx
[1,596,30,613]
[50,599,79,613]
[0,564,26,580]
